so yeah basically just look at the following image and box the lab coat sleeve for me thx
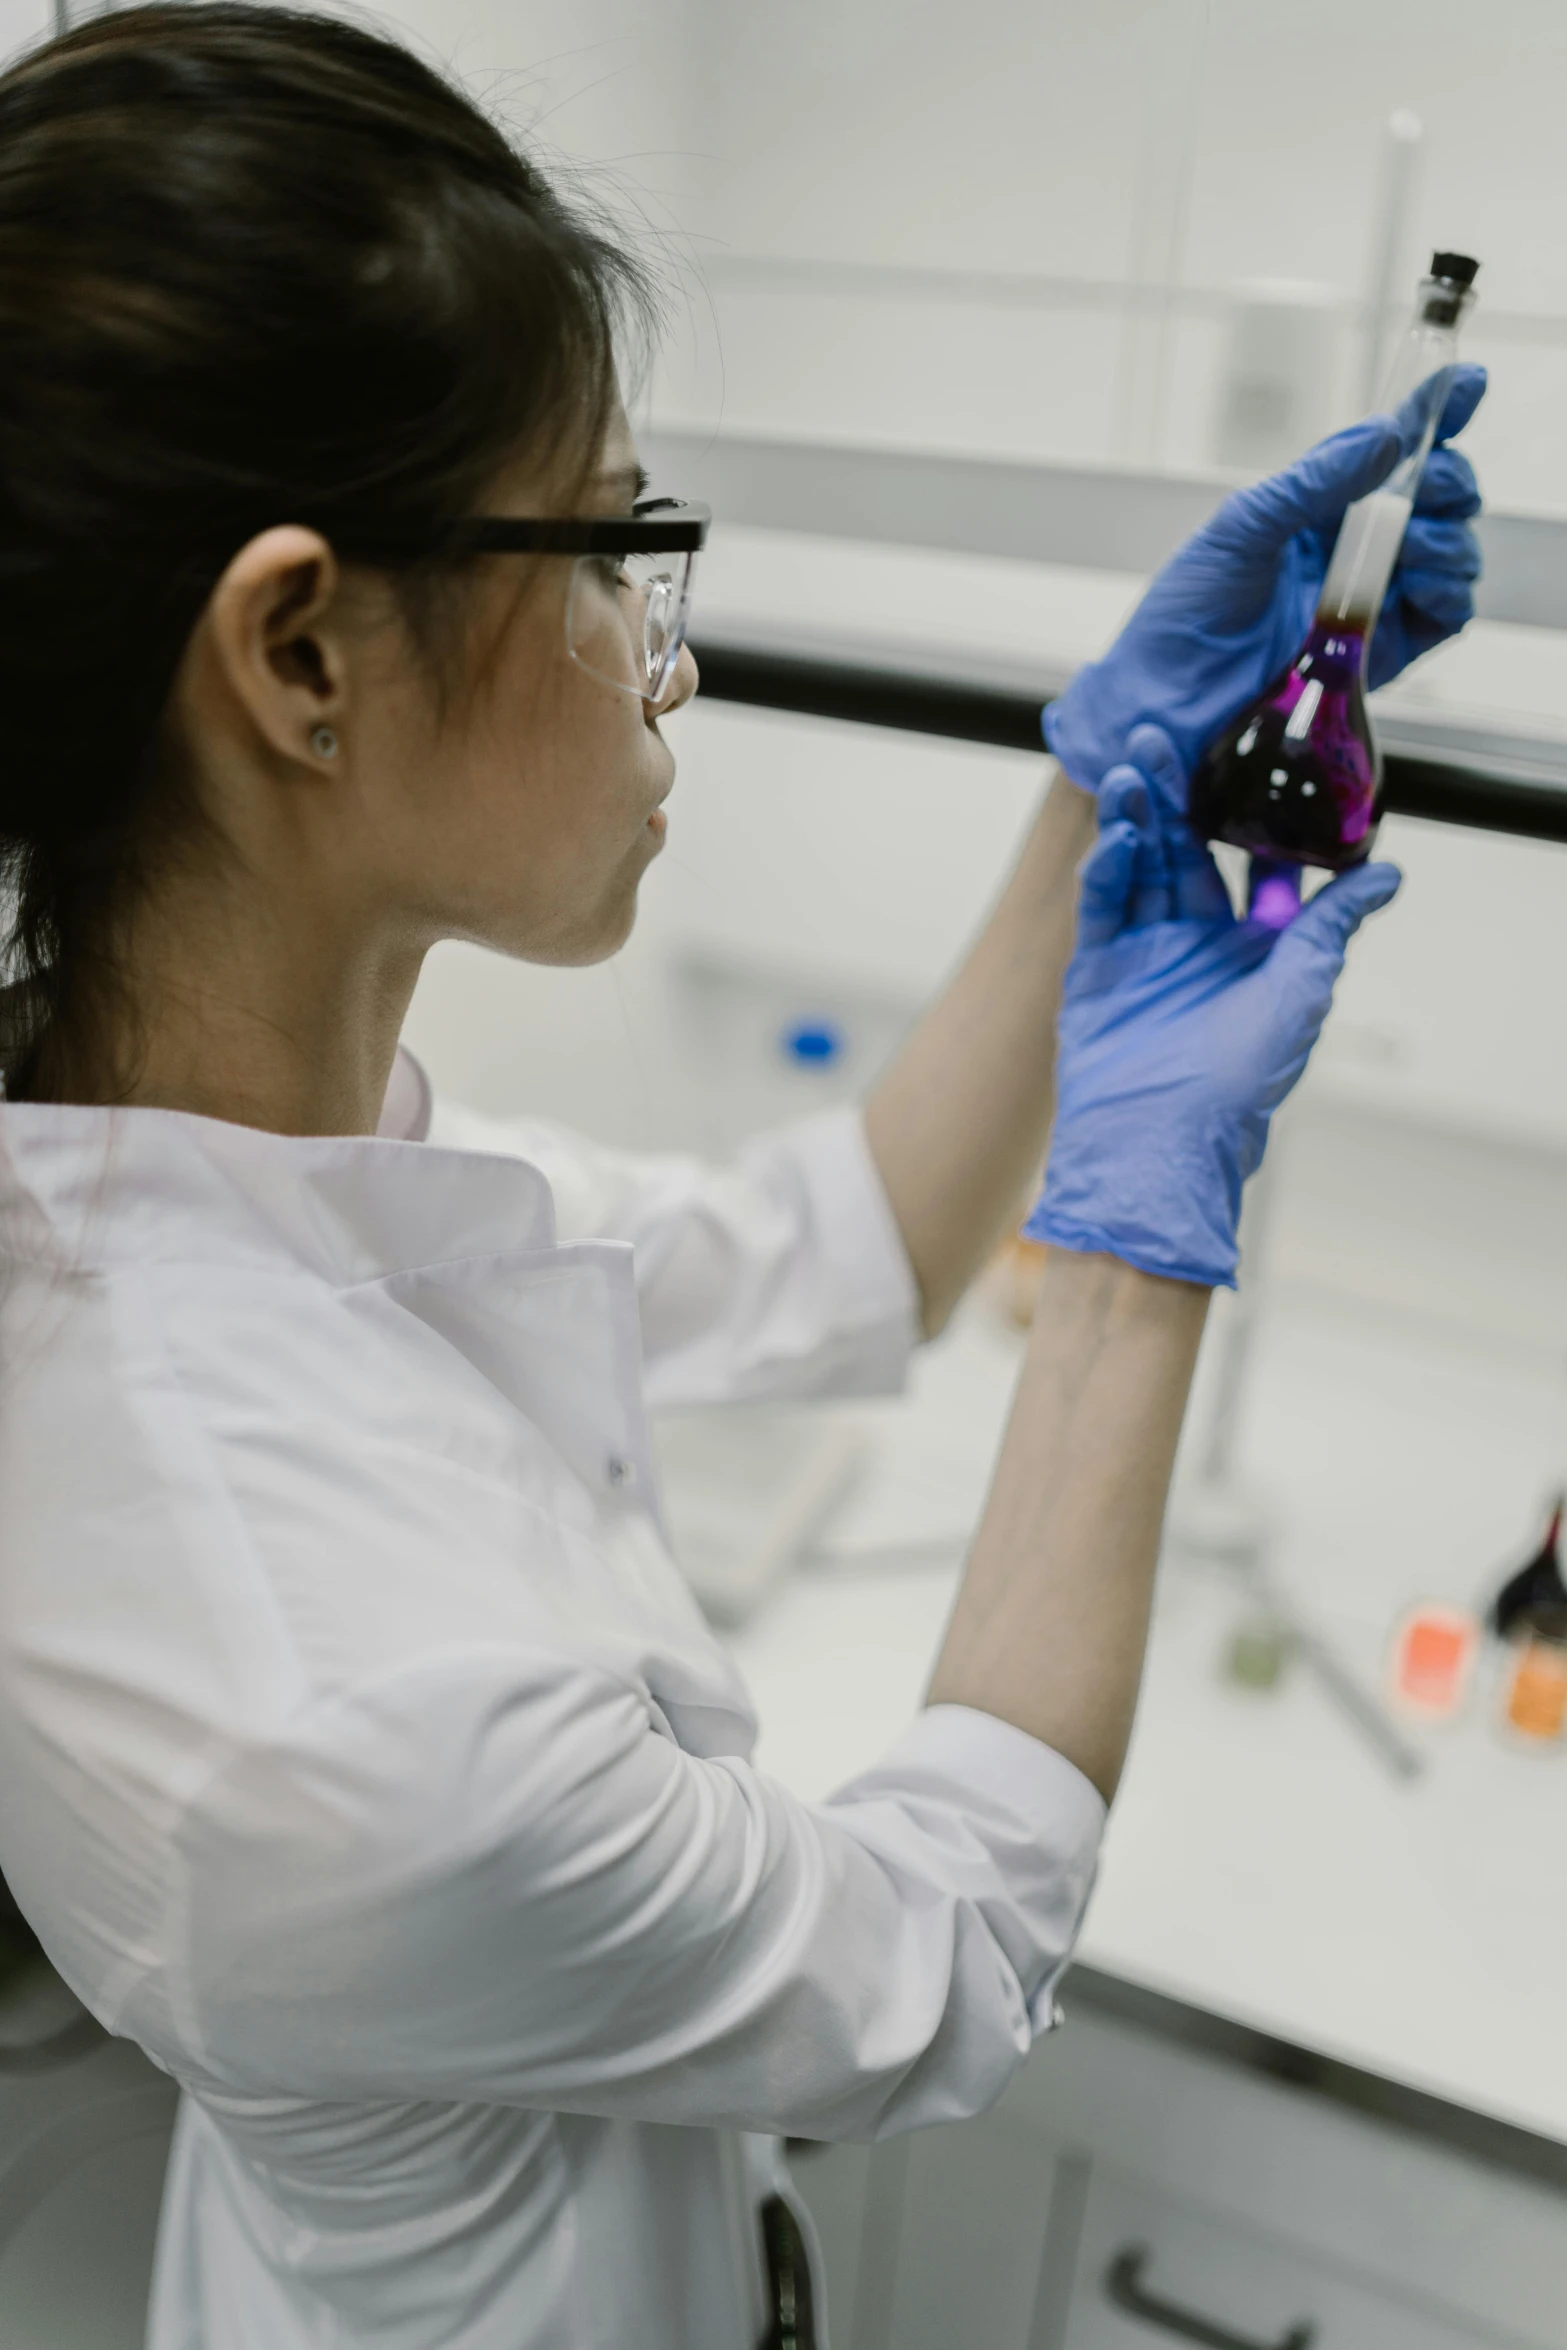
[172,1659,1104,2139]
[423,1091,920,1408]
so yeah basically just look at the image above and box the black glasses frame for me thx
[363,496,711,563]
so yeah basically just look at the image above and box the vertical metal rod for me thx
[1113,0,1209,466]
[1359,110,1424,413]
[1197,1131,1284,1488]
[52,0,70,33]
[1191,1118,1423,1780]
[1143,3,1209,468]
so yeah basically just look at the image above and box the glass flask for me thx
[1189,251,1479,871]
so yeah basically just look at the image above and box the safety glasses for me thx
[395,497,710,705]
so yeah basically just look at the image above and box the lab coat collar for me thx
[0,1097,559,1286]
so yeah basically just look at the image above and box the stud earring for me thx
[310,725,339,760]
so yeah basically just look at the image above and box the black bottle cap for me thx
[1490,1495,1567,1638]
[1430,251,1480,288]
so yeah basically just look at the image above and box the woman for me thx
[0,10,1483,2348]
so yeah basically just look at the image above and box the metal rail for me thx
[689,636,1567,849]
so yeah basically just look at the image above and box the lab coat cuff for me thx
[751,1106,921,1395]
[883,1702,1106,1828]
[840,1703,1106,2038]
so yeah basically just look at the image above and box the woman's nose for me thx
[648,640,699,721]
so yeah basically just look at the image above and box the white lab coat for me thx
[0,1057,1104,2350]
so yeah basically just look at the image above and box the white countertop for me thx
[694,522,1567,775]
[723,1288,1567,2149]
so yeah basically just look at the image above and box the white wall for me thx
[35,0,1559,502]
[0,0,42,61]
[358,0,697,251]
[5,0,699,242]
[651,0,1567,509]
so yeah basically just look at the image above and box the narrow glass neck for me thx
[1315,273,1474,637]
[1383,277,1473,406]
[1315,486,1414,636]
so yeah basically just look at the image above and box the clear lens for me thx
[566,549,696,702]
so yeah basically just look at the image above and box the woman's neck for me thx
[31,865,427,1137]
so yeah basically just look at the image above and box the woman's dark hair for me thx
[0,2,652,1091]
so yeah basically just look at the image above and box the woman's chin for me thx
[561,866,649,966]
[477,830,660,967]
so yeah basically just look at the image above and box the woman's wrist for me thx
[1027,1243,1213,1355]
[1026,1100,1246,1292]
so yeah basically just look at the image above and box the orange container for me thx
[1388,1604,1478,1720]
[1502,1637,1567,1746]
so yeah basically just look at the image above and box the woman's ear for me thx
[190,525,352,772]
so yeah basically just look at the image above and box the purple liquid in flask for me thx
[1190,251,1479,874]
[1189,619,1379,872]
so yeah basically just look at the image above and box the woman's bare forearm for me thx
[928,1250,1210,1802]
[869,767,1208,1803]
[864,769,1094,1336]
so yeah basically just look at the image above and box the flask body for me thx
[1190,252,1476,870]
[1188,621,1379,869]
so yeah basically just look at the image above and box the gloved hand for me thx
[1045,365,1486,798]
[1024,726,1401,1287]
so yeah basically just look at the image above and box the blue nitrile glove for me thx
[1024,726,1401,1287]
[1044,364,1486,798]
